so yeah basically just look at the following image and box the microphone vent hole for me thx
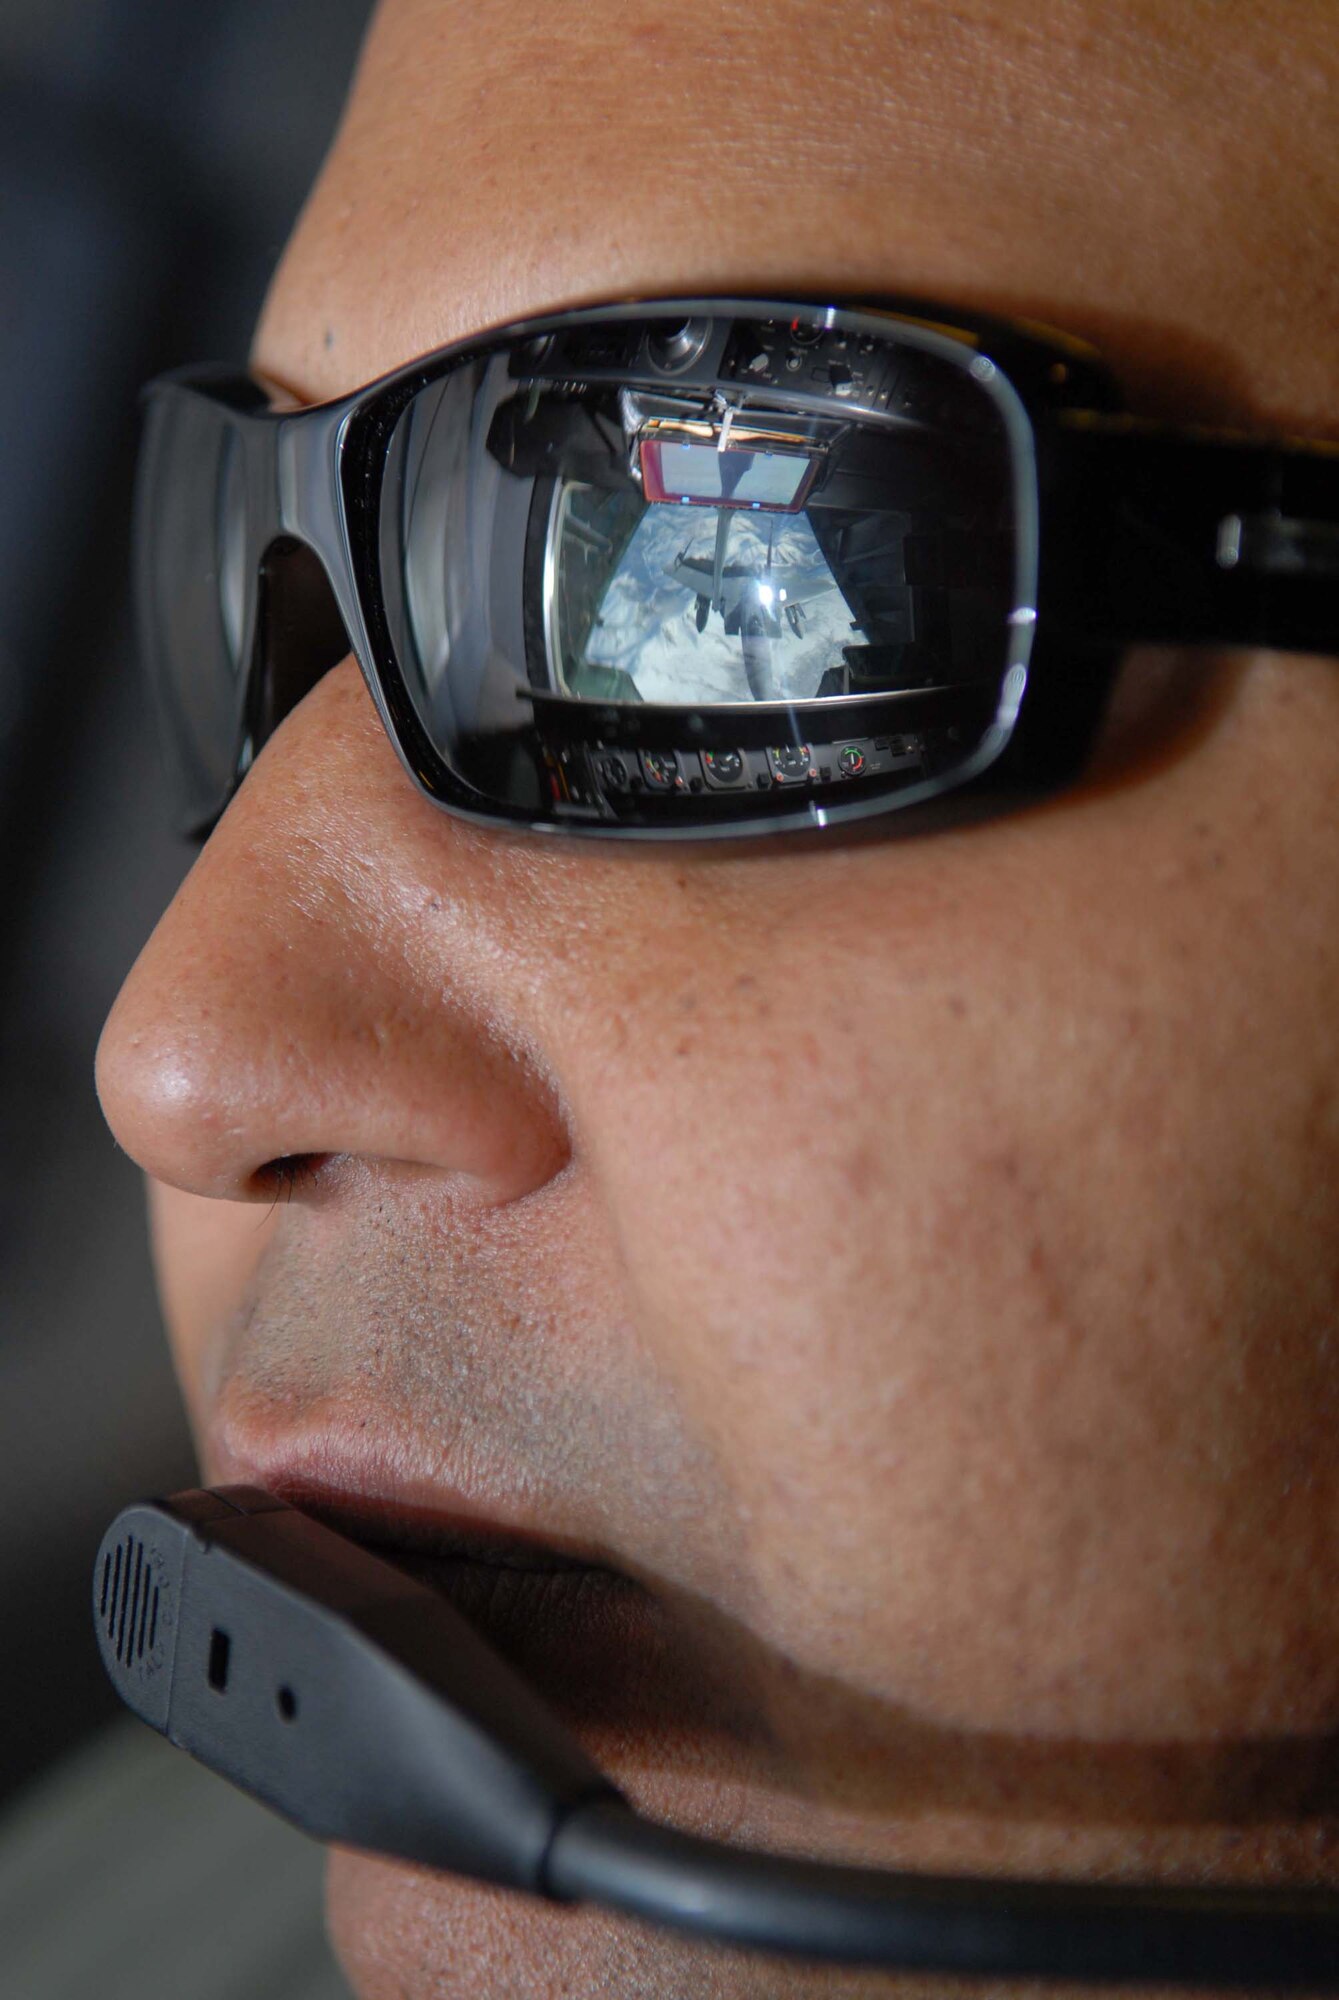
[276,1685,298,1722]
[208,1627,231,1692]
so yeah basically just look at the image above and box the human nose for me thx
[95,661,570,1206]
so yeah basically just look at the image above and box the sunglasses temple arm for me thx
[1035,415,1339,658]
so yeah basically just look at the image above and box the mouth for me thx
[209,1451,734,1761]
[289,1482,657,1686]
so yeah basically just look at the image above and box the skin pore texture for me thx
[94,2,1339,1995]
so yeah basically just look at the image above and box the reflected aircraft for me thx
[666,512,836,701]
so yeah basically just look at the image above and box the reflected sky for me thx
[574,503,863,705]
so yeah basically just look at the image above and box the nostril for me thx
[250,1153,328,1203]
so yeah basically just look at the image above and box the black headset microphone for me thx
[94,1486,1339,1987]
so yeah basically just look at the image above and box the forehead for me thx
[254,0,1336,429]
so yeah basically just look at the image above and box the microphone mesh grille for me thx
[99,1532,161,1668]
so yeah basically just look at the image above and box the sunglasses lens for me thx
[379,305,1036,833]
[136,382,259,836]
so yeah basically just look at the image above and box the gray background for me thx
[0,0,375,1814]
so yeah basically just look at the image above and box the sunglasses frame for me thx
[136,294,1339,842]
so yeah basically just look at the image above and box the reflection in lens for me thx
[379,307,1032,830]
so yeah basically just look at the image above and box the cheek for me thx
[555,764,1339,1739]
[148,1179,278,1435]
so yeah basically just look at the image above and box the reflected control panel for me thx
[541,732,926,818]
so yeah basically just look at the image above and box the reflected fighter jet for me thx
[667,511,835,702]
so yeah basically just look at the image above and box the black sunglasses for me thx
[136,295,1339,842]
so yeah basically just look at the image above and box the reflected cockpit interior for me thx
[379,308,1030,828]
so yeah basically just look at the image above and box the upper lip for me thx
[207,1388,628,1564]
[245,1471,616,1575]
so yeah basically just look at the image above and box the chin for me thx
[325,1847,817,2000]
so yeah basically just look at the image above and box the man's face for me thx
[95,2,1339,1994]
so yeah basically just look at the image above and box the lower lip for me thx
[375,1546,676,1739]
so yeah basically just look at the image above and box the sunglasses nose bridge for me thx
[222,404,359,760]
[273,400,360,629]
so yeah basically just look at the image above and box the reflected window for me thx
[557,496,856,705]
